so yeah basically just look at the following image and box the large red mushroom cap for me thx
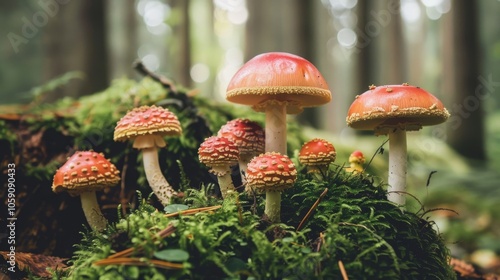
[226,52,332,114]
[198,136,239,173]
[217,118,265,156]
[298,138,336,166]
[346,83,450,135]
[52,151,120,196]
[114,105,182,148]
[246,152,297,192]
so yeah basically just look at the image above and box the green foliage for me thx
[23,161,60,182]
[0,120,17,156]
[59,165,455,279]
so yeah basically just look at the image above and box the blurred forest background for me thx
[1,0,500,271]
[2,0,500,164]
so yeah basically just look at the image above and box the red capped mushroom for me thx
[346,84,450,205]
[217,118,265,186]
[226,52,331,155]
[114,105,182,206]
[298,138,336,178]
[52,151,120,231]
[246,152,297,223]
[198,136,239,198]
[345,150,365,174]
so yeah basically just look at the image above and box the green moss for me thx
[0,120,17,157]
[60,165,455,279]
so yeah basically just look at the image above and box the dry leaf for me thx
[0,251,67,277]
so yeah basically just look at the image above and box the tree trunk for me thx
[245,0,319,127]
[371,0,405,84]
[43,0,109,102]
[107,0,138,79]
[354,0,372,93]
[171,0,192,89]
[442,2,485,161]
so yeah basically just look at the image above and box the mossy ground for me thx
[58,163,455,280]
[1,77,456,279]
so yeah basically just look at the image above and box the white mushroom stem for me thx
[218,174,235,198]
[239,153,254,184]
[212,166,236,199]
[265,101,287,155]
[80,191,107,232]
[142,147,177,206]
[265,191,282,223]
[387,129,407,205]
[263,101,288,222]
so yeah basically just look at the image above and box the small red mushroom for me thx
[298,138,336,178]
[246,152,297,223]
[114,105,182,206]
[345,150,366,174]
[198,136,239,198]
[52,151,120,231]
[217,118,265,186]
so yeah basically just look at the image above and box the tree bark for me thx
[371,0,405,84]
[43,0,109,102]
[107,0,138,79]
[171,0,192,88]
[442,2,485,161]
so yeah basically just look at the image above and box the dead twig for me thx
[93,257,183,270]
[106,206,221,259]
[164,205,222,218]
[365,139,389,170]
[296,188,328,232]
[107,224,177,259]
[133,60,177,92]
[338,260,349,280]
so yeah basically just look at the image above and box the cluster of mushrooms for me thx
[50,52,449,231]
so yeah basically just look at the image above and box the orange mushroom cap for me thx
[217,119,265,156]
[52,151,120,196]
[246,152,297,191]
[298,138,336,166]
[198,136,239,168]
[346,84,450,135]
[226,52,332,114]
[114,105,182,147]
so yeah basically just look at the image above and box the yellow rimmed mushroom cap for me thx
[226,52,332,114]
[198,136,240,168]
[346,84,450,135]
[114,105,182,149]
[298,138,336,166]
[52,151,120,196]
[246,152,297,192]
